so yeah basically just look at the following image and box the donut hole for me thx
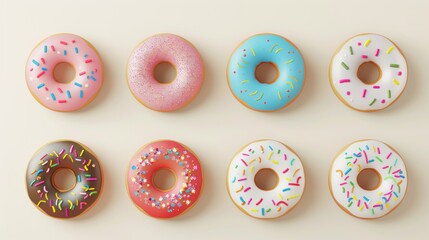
[53,62,76,84]
[357,62,381,85]
[357,168,381,191]
[153,168,177,191]
[254,168,279,191]
[51,168,77,192]
[255,62,279,84]
[154,62,177,84]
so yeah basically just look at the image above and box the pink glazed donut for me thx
[127,34,204,112]
[26,33,103,112]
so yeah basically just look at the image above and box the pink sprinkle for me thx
[392,169,401,174]
[36,71,45,78]
[363,151,368,164]
[382,166,389,169]
[364,202,369,209]
[357,200,361,207]
[244,187,251,192]
[40,154,48,160]
[375,49,380,56]
[373,85,380,89]
[72,40,76,43]
[46,168,50,173]
[282,168,289,174]
[347,191,350,198]
[339,79,350,83]
[49,199,52,207]
[344,176,350,181]
[276,201,288,206]
[79,168,85,172]
[86,178,97,181]
[41,58,46,64]
[361,54,368,59]
[60,41,68,45]
[247,198,253,205]
[377,147,381,154]
[346,91,350,96]
[58,100,67,103]
[398,71,402,76]
[381,99,386,104]
[34,181,45,187]
[256,198,263,205]
[65,208,69,217]
[57,88,63,93]
[237,178,247,182]
[387,152,392,159]
[284,153,287,160]
[340,182,347,186]
[70,145,74,153]
[288,183,300,186]
[362,89,367,98]
[85,59,93,63]
[241,159,248,167]
[79,71,86,76]
[44,87,49,91]
[242,153,249,156]
[353,158,358,164]
[51,45,55,51]
[30,68,33,71]
[357,42,362,46]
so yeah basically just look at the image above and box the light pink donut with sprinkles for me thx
[26,33,103,112]
[127,34,204,112]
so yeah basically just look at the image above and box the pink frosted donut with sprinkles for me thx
[127,140,203,219]
[26,33,103,112]
[330,34,407,111]
[227,140,305,219]
[26,140,103,219]
[329,139,407,219]
[127,34,204,112]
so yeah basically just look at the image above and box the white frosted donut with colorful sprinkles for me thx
[227,140,305,219]
[26,33,103,112]
[329,140,407,219]
[330,34,407,111]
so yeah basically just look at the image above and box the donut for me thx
[26,33,103,112]
[26,140,103,218]
[127,34,204,112]
[329,33,407,111]
[127,140,203,218]
[227,140,305,219]
[227,33,305,111]
[329,139,407,219]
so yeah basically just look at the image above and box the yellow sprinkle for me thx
[287,194,299,200]
[288,75,299,83]
[80,149,84,157]
[250,208,258,212]
[286,81,294,89]
[249,90,258,96]
[268,151,273,160]
[55,192,61,200]
[37,200,46,206]
[250,166,254,174]
[249,159,256,165]
[84,165,88,171]
[364,39,371,47]
[285,177,291,182]
[352,196,357,201]
[68,200,73,209]
[376,201,382,204]
[270,44,279,53]
[45,193,48,200]
[358,164,361,172]
[387,46,394,54]
[53,151,59,157]
[235,186,244,193]
[378,192,383,196]
[251,48,256,56]
[63,154,68,159]
[51,206,56,213]
[386,203,390,209]
[277,91,282,100]
[274,48,283,54]
[272,160,279,164]
[285,59,294,64]
[240,80,249,84]
[76,199,79,205]
[278,193,283,199]
[372,146,376,153]
[71,192,76,196]
[393,79,400,86]
[69,155,74,162]
[360,205,364,211]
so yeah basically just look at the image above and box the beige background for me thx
[1,0,428,239]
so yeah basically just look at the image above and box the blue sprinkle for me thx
[179,162,184,166]
[80,90,83,99]
[43,45,47,53]
[393,192,399,198]
[37,83,45,89]
[67,90,71,99]
[32,59,40,66]
[282,188,291,192]
[239,196,245,203]
[262,208,265,216]
[366,145,370,150]
[74,47,79,54]
[142,171,147,174]
[382,197,388,203]
[348,197,353,202]
[63,50,67,56]
[35,169,43,176]
[77,175,81,182]
[369,159,374,163]
[74,82,82,87]
[140,189,145,193]
[363,196,369,202]
[90,76,96,81]
[171,203,175,207]
[50,93,56,101]
[165,155,169,159]
[344,168,352,175]
[84,54,88,58]
[268,145,273,151]
[131,165,136,170]
[134,191,139,196]
[41,67,48,71]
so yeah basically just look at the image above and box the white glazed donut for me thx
[329,139,407,219]
[330,34,407,111]
[227,140,305,219]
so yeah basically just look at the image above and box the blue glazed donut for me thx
[227,34,305,111]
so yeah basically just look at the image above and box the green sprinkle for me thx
[388,166,392,174]
[348,202,353,207]
[372,209,375,215]
[388,90,391,98]
[350,181,355,187]
[394,159,398,166]
[369,98,377,106]
[342,187,345,193]
[349,46,353,55]
[376,156,383,162]
[390,64,399,68]
[341,62,349,70]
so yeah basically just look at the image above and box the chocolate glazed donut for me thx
[26,140,103,218]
